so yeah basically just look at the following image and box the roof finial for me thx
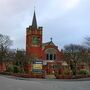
[34,0,35,11]
[34,0,36,11]
[32,0,37,29]
[50,37,53,42]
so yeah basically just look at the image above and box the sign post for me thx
[32,60,43,74]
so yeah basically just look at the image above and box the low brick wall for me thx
[0,63,6,72]
[56,75,90,79]
[0,72,90,79]
[11,73,45,78]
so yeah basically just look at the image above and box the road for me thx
[0,75,90,90]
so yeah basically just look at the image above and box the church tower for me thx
[26,11,43,59]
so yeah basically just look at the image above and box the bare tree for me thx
[0,34,12,62]
[84,37,90,66]
[14,49,37,73]
[64,44,87,76]
[85,37,90,48]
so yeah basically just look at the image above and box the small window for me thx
[46,53,56,60]
[50,54,53,60]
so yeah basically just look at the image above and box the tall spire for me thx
[32,11,37,29]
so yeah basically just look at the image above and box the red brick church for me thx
[26,11,63,75]
[26,11,63,60]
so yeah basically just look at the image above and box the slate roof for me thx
[32,11,37,29]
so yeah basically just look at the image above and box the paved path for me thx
[0,75,90,90]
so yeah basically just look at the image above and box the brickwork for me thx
[25,11,64,76]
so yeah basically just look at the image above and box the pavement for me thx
[0,75,90,90]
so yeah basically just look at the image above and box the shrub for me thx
[6,65,14,73]
[13,65,20,73]
[79,69,90,75]
[62,68,70,76]
[7,66,13,72]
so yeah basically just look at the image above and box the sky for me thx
[0,0,90,49]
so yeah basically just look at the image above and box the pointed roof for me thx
[42,41,55,49]
[32,11,37,29]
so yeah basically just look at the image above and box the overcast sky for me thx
[0,0,90,49]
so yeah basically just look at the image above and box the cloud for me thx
[41,0,90,49]
[0,0,34,49]
[0,0,90,49]
[0,0,33,15]
[39,0,81,23]
[63,0,80,10]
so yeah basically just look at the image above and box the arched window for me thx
[45,48,57,60]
